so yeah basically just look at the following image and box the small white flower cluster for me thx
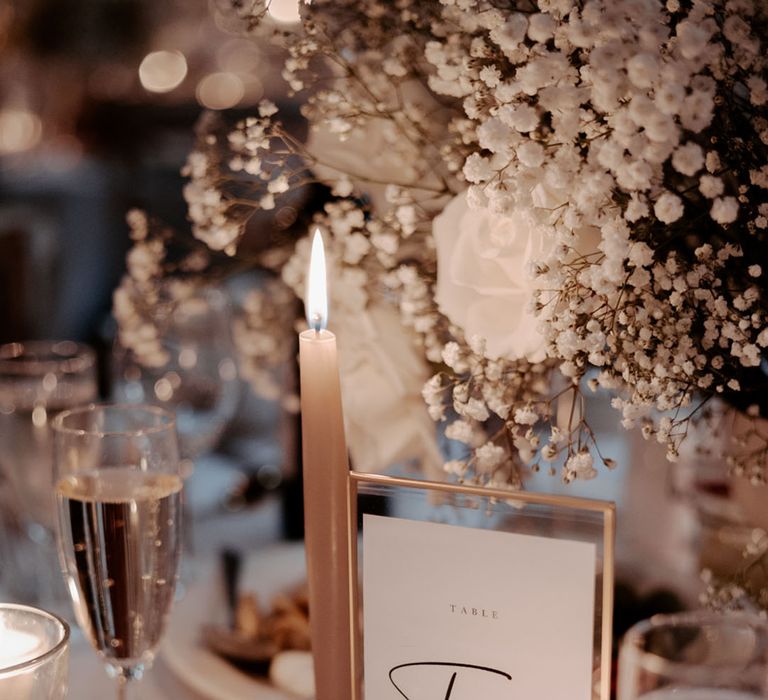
[547,239,768,462]
[182,149,242,254]
[113,210,171,368]
[420,336,610,486]
[182,102,303,255]
[113,208,217,368]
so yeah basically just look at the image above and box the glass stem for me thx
[117,675,128,700]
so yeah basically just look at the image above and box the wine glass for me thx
[0,340,97,607]
[111,285,240,461]
[51,404,182,700]
[618,611,768,699]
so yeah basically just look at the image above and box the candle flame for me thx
[306,228,328,331]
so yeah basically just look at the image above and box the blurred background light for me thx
[138,49,187,93]
[217,38,262,74]
[0,108,42,153]
[266,0,301,24]
[241,75,265,103]
[196,72,244,110]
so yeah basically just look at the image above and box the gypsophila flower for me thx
[654,192,685,223]
[700,175,725,199]
[258,99,278,117]
[513,406,539,426]
[446,419,475,444]
[126,209,148,241]
[672,142,705,177]
[563,451,597,482]
[474,442,506,474]
[711,196,739,224]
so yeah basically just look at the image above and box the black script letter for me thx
[388,661,512,700]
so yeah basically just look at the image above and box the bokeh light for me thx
[217,39,263,74]
[196,72,244,110]
[241,76,265,103]
[0,108,42,154]
[138,50,188,93]
[267,0,301,24]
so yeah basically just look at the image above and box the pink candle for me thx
[299,230,353,700]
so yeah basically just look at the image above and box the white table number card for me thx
[362,513,598,700]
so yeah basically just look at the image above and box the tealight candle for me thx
[0,625,45,665]
[0,604,69,700]
[0,625,44,697]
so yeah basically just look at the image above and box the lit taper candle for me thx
[299,229,353,700]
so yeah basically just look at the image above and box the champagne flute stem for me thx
[117,675,128,700]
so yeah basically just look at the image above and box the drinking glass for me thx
[618,611,768,699]
[0,340,97,606]
[111,287,240,568]
[112,286,240,461]
[52,404,183,700]
[0,603,70,699]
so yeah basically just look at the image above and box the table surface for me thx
[69,637,208,700]
[9,433,702,699]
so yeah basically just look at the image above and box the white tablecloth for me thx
[69,635,207,700]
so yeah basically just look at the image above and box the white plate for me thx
[162,543,307,700]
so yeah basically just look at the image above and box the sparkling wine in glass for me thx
[618,612,768,699]
[52,404,182,699]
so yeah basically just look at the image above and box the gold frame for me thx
[347,471,616,700]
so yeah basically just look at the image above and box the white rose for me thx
[434,191,553,362]
[334,303,443,479]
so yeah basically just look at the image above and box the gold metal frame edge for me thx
[347,470,616,700]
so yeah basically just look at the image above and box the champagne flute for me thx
[618,611,768,699]
[112,285,240,460]
[111,286,240,568]
[51,404,182,700]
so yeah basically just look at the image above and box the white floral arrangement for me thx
[116,0,768,497]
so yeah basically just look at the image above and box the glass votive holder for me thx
[618,611,768,699]
[0,603,69,699]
